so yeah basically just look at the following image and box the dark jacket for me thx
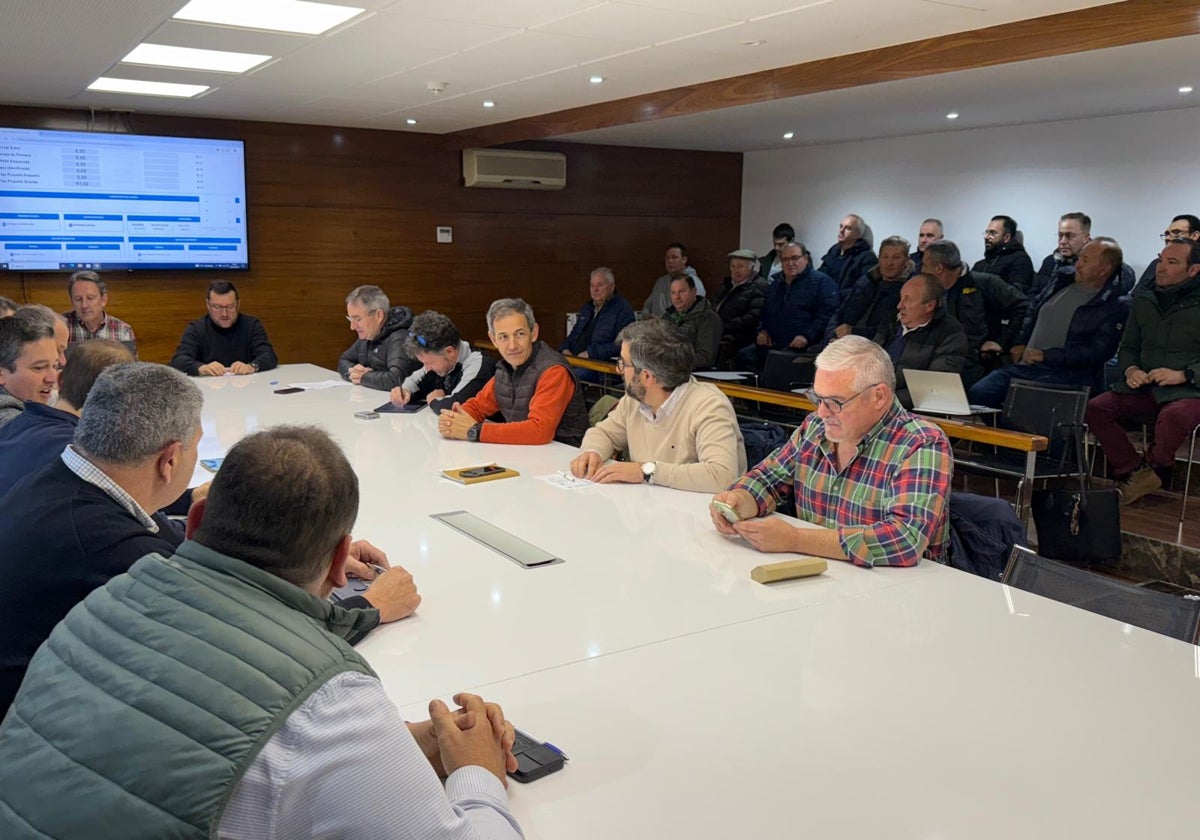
[910,250,924,274]
[831,262,914,341]
[170,313,278,376]
[759,265,840,349]
[1113,273,1200,404]
[873,309,968,409]
[409,351,497,414]
[665,296,723,369]
[972,239,1035,293]
[758,251,780,284]
[0,459,183,711]
[943,269,1030,385]
[1013,268,1130,394]
[1034,252,1136,297]
[0,402,76,492]
[818,238,878,298]
[338,305,420,390]
[560,294,635,361]
[713,276,769,353]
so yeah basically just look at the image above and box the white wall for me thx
[741,106,1200,277]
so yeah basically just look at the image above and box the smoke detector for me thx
[426,81,449,94]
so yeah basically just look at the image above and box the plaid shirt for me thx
[63,311,136,344]
[731,401,952,567]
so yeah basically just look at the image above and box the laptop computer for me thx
[904,369,972,416]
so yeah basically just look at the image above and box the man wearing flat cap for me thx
[711,248,769,367]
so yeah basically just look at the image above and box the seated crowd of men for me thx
[0,206,1197,834]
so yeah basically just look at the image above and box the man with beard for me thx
[709,336,952,568]
[569,319,745,492]
[973,215,1035,292]
[171,280,277,376]
[829,235,915,343]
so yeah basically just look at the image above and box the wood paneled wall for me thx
[0,106,742,365]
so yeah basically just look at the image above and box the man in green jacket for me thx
[1086,239,1200,505]
[0,425,522,840]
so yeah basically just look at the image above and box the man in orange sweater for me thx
[438,298,588,446]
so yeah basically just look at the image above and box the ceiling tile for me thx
[378,0,606,29]
[531,3,741,45]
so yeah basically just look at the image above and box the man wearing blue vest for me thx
[0,425,521,839]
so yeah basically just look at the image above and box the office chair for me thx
[1002,546,1200,644]
[954,380,1091,518]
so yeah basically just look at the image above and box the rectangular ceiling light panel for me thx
[173,0,365,35]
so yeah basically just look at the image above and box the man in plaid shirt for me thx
[711,335,952,567]
[63,271,136,347]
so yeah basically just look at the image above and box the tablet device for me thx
[376,400,425,413]
[200,458,224,472]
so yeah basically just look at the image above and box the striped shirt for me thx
[731,401,952,567]
[63,311,136,344]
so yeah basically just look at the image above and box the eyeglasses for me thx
[616,358,638,374]
[345,310,380,324]
[1161,230,1193,241]
[208,302,238,313]
[1057,232,1084,241]
[781,254,807,264]
[803,384,879,414]
[982,230,1003,238]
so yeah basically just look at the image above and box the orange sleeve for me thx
[478,365,575,445]
[459,378,497,422]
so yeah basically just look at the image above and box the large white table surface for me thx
[196,365,1200,838]
[194,365,939,706]
[406,566,1200,839]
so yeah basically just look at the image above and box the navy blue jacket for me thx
[560,294,635,361]
[759,266,839,348]
[1034,253,1136,297]
[0,459,183,711]
[0,402,77,493]
[1013,268,1130,394]
[818,239,877,298]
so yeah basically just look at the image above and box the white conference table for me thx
[195,364,1200,839]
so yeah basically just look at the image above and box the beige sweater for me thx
[581,380,747,493]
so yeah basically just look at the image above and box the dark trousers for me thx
[1086,390,1200,475]
[967,363,1081,409]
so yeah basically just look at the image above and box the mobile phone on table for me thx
[460,464,506,478]
[274,387,304,395]
[200,458,224,472]
[508,729,567,783]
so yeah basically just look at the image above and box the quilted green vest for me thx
[0,540,379,839]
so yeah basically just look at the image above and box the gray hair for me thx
[487,297,536,333]
[816,335,896,391]
[345,285,389,313]
[0,313,53,371]
[844,214,866,237]
[921,218,944,233]
[907,273,945,309]
[0,296,16,317]
[617,319,694,390]
[15,303,63,335]
[74,362,203,465]
[923,240,963,271]
[192,426,359,587]
[590,267,615,285]
[67,269,106,297]
[878,235,911,255]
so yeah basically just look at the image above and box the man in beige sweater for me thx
[569,320,746,492]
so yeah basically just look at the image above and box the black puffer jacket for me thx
[972,239,1035,293]
[337,305,420,390]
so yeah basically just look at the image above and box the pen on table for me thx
[517,728,569,760]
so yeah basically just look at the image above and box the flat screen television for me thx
[0,127,248,272]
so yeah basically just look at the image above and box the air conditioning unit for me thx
[462,148,566,190]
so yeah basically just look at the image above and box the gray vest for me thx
[0,540,379,840]
[492,341,588,446]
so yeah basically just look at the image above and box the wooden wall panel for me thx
[0,106,742,364]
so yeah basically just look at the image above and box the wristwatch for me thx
[467,423,482,442]
[641,462,656,484]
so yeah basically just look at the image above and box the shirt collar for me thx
[636,378,691,424]
[60,445,160,533]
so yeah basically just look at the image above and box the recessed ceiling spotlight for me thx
[782,131,794,140]
[406,118,417,125]
[483,100,495,108]
[946,112,960,120]
[742,39,767,47]
[1180,86,1194,94]
[589,75,605,84]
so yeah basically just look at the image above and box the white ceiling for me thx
[559,33,1200,151]
[0,0,1127,141]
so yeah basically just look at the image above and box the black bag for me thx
[1031,423,1120,567]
